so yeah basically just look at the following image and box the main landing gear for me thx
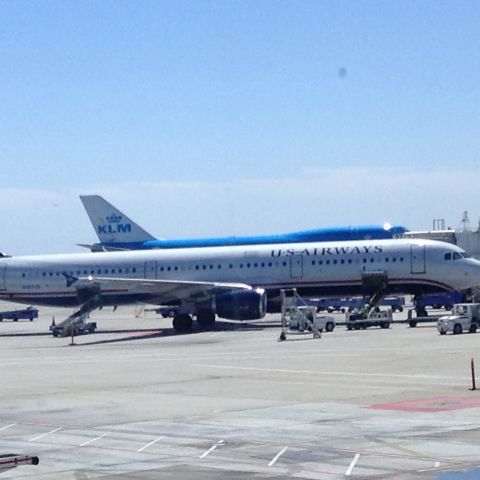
[171,310,217,332]
[196,310,216,328]
[172,314,193,332]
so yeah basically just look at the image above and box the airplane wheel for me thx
[173,314,193,333]
[197,311,216,328]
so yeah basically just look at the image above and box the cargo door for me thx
[410,245,426,274]
[0,264,5,290]
[144,261,157,279]
[290,254,304,278]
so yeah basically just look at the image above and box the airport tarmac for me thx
[0,301,479,479]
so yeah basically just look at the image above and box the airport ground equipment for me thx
[0,454,39,473]
[315,296,404,313]
[0,306,38,322]
[406,308,444,328]
[437,303,480,335]
[278,289,324,341]
[344,270,392,330]
[345,308,392,330]
[50,295,100,337]
[414,291,464,316]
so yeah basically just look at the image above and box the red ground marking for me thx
[369,396,480,412]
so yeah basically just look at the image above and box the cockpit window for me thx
[445,252,466,260]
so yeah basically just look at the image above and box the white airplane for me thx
[1,238,479,332]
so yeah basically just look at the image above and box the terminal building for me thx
[404,211,480,260]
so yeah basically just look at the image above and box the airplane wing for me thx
[74,275,256,305]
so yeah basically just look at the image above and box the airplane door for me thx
[0,264,5,290]
[410,245,426,274]
[290,254,304,278]
[144,261,157,279]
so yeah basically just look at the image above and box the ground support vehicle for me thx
[288,307,335,332]
[50,295,100,337]
[414,291,464,316]
[345,309,392,330]
[315,296,404,313]
[0,306,38,322]
[0,454,39,473]
[51,316,97,337]
[437,303,480,335]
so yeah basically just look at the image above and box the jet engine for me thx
[215,288,267,320]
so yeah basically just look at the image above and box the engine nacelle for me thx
[215,288,267,320]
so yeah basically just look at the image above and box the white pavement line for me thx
[192,364,468,381]
[80,433,110,447]
[345,453,360,476]
[137,436,165,452]
[0,423,16,431]
[29,427,62,442]
[199,440,224,459]
[268,446,288,467]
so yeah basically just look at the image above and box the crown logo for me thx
[106,213,122,224]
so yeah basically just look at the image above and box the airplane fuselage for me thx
[1,239,479,310]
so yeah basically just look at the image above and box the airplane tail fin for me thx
[80,195,156,244]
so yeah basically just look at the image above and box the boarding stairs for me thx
[50,294,101,337]
[278,288,321,341]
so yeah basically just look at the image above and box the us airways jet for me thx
[79,194,408,251]
[1,238,480,332]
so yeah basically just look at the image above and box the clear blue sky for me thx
[1,0,480,254]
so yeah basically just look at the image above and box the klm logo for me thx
[98,213,132,234]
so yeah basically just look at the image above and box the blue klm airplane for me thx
[79,195,408,252]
